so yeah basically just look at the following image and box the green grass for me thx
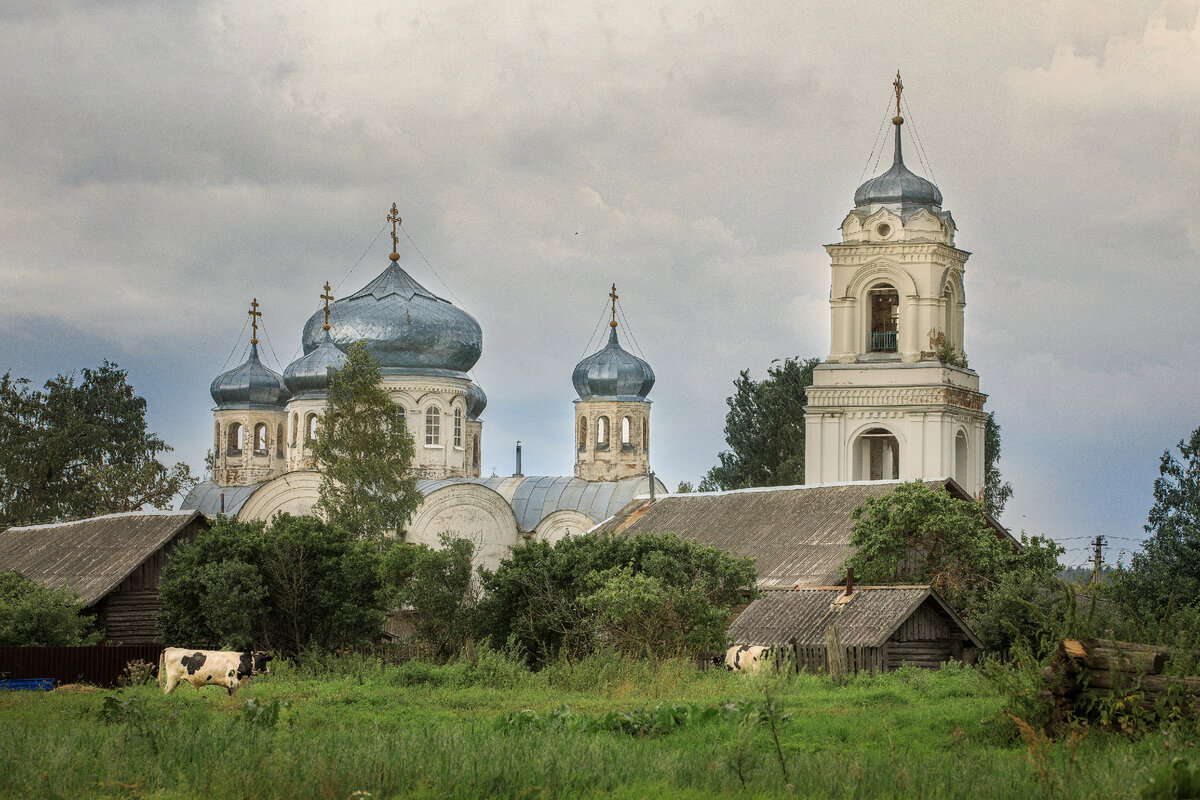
[0,651,1183,799]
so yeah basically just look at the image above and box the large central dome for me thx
[301,258,482,377]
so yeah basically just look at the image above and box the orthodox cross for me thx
[609,283,619,328]
[321,282,334,330]
[387,202,402,258]
[893,71,904,123]
[249,298,261,344]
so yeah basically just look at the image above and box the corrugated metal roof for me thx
[180,482,264,517]
[0,511,206,606]
[727,586,979,647]
[592,478,1010,589]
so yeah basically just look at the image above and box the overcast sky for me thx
[3,1,1198,566]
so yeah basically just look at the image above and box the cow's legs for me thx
[162,676,180,695]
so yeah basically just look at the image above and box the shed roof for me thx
[727,586,982,648]
[0,510,206,606]
[591,478,1011,589]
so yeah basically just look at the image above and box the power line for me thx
[218,314,252,373]
[859,95,894,183]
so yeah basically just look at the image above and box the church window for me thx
[453,407,463,447]
[253,423,268,454]
[473,436,480,469]
[214,422,220,451]
[291,413,298,446]
[955,430,968,482]
[597,416,609,449]
[621,416,632,449]
[425,406,441,445]
[867,283,899,353]
[642,417,649,452]
[853,428,899,481]
[578,416,588,451]
[227,423,243,455]
[276,424,284,458]
[305,413,318,443]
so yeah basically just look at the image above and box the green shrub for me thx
[0,569,99,646]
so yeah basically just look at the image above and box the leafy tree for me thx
[0,364,193,528]
[0,569,100,646]
[382,535,478,659]
[477,531,757,665]
[699,357,818,492]
[983,412,1013,518]
[675,481,695,494]
[314,342,421,540]
[158,514,385,655]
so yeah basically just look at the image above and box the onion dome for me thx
[283,328,347,398]
[301,257,482,378]
[210,342,291,409]
[573,326,655,401]
[466,382,487,420]
[853,125,942,211]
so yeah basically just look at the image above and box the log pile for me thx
[1042,638,1199,725]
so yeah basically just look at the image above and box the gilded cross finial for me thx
[387,203,402,261]
[320,282,334,331]
[609,283,619,328]
[893,71,904,125]
[249,298,262,345]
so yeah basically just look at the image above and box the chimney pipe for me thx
[515,441,523,477]
[648,470,655,502]
[844,567,854,597]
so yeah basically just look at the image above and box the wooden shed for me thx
[0,510,209,645]
[727,585,982,672]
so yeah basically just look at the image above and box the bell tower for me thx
[803,75,988,496]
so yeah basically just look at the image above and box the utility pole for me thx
[1091,535,1107,582]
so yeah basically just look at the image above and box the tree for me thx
[158,514,386,655]
[0,570,100,646]
[476,531,757,665]
[699,357,819,492]
[313,342,421,540]
[0,364,193,528]
[381,535,479,659]
[675,481,694,494]
[983,412,1013,518]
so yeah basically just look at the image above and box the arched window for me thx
[397,406,406,419]
[642,416,649,452]
[597,416,609,449]
[305,413,318,443]
[276,423,284,457]
[291,413,298,446]
[473,436,480,468]
[867,283,899,353]
[253,423,268,454]
[578,416,588,451]
[854,428,899,481]
[227,422,243,455]
[425,406,440,445]
[621,416,632,447]
[955,430,969,482]
[453,407,463,447]
[214,422,220,450]
[942,286,955,351]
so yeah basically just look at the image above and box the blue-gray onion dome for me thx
[301,259,482,377]
[283,328,347,397]
[853,125,942,211]
[572,327,654,401]
[210,342,291,409]
[466,382,487,420]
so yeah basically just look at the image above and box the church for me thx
[182,206,667,570]
[183,75,990,571]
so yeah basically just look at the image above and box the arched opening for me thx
[597,416,609,449]
[227,422,243,455]
[214,422,220,451]
[578,416,588,451]
[453,407,463,447]
[642,416,649,452]
[867,283,899,353]
[955,430,969,482]
[253,423,268,454]
[472,435,480,469]
[291,413,298,446]
[276,423,284,458]
[853,428,900,481]
[425,406,440,445]
[942,285,955,352]
[305,413,318,444]
[621,416,632,448]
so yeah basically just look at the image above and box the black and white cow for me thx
[158,648,273,696]
[723,645,772,672]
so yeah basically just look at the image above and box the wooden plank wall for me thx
[0,645,163,687]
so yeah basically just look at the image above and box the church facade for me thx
[183,210,664,570]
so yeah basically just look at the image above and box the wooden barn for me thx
[727,584,982,672]
[0,510,209,645]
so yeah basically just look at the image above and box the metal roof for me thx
[417,474,665,532]
[180,481,264,517]
[727,586,981,648]
[209,342,291,409]
[0,511,208,606]
[853,125,943,212]
[283,328,346,398]
[572,327,654,401]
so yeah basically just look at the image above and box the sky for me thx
[2,0,1198,568]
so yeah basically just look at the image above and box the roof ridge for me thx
[6,509,199,533]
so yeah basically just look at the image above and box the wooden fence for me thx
[0,645,164,688]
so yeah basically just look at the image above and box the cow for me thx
[158,648,273,696]
[723,645,772,672]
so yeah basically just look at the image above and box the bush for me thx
[382,535,478,660]
[0,569,99,646]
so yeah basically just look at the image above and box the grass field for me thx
[0,651,1184,799]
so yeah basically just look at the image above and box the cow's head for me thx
[251,652,273,674]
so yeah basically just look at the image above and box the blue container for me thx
[0,678,55,691]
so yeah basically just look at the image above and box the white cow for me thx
[723,645,772,672]
[158,648,272,696]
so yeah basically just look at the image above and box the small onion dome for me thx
[283,328,347,398]
[210,342,291,409]
[853,125,943,211]
[572,327,655,401]
[466,382,487,420]
[300,259,482,377]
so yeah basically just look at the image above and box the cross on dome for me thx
[320,282,334,330]
[387,203,402,261]
[609,283,619,328]
[249,298,261,344]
